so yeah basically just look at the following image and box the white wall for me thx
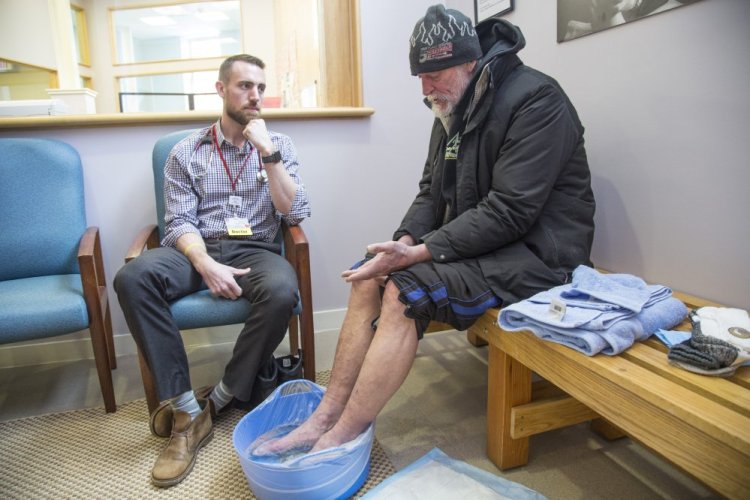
[1,0,748,367]
[0,0,56,69]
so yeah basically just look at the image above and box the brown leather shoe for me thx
[151,400,213,488]
[150,386,214,438]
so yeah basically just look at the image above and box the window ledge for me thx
[0,107,375,130]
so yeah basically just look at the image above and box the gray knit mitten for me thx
[668,325,739,370]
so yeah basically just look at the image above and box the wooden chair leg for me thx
[288,316,299,354]
[104,304,117,369]
[296,261,315,382]
[94,232,117,370]
[486,343,531,469]
[137,347,160,415]
[88,321,117,413]
[300,304,315,381]
[79,229,117,412]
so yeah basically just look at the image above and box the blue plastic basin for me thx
[233,380,374,499]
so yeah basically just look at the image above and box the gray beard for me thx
[432,107,453,132]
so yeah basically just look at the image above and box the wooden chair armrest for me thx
[282,222,309,251]
[78,226,107,287]
[282,222,309,275]
[282,223,310,287]
[78,226,97,260]
[77,227,107,326]
[78,226,106,288]
[125,224,160,263]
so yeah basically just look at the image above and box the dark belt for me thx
[203,236,282,254]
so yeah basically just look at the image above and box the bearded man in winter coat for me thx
[255,4,595,455]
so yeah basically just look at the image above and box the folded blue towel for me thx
[637,299,688,341]
[499,297,687,355]
[497,266,688,356]
[560,265,672,313]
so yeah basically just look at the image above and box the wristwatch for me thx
[261,150,281,164]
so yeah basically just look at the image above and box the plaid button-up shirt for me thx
[162,121,310,247]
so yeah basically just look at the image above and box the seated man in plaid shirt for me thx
[115,54,310,488]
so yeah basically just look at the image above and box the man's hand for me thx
[194,256,251,300]
[341,240,431,283]
[242,119,273,156]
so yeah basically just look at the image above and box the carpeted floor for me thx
[0,371,395,499]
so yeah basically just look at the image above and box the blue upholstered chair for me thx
[125,129,315,414]
[0,138,116,413]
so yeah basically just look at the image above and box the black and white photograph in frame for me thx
[558,0,701,43]
[475,0,515,24]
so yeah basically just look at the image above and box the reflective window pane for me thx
[118,71,220,113]
[112,1,241,65]
[71,5,90,66]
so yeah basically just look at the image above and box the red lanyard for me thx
[211,124,255,193]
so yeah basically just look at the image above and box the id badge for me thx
[225,217,252,236]
[228,195,242,212]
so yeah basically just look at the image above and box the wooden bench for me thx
[463,290,750,499]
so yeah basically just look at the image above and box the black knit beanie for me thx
[409,4,482,75]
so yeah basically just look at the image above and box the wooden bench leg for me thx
[590,418,627,440]
[486,342,532,469]
[466,329,488,347]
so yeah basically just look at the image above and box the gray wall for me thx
[1,0,748,366]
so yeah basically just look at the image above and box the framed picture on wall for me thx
[558,0,702,43]
[475,0,514,24]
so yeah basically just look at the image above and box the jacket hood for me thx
[476,18,525,65]
[443,19,524,134]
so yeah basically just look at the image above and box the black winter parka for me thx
[394,18,596,305]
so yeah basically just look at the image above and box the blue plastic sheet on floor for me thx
[362,447,546,499]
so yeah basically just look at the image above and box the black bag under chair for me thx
[235,350,304,410]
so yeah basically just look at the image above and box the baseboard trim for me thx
[0,308,347,369]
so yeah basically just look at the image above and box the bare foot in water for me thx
[252,415,331,457]
[308,430,343,454]
[308,420,371,454]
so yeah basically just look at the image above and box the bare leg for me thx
[252,278,382,455]
[310,281,418,452]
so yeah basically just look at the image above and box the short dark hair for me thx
[219,54,265,83]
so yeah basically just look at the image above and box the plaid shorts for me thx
[354,255,501,338]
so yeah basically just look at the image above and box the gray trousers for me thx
[114,239,298,402]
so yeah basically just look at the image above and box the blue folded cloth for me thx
[654,329,692,348]
[498,266,688,356]
[563,266,649,312]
